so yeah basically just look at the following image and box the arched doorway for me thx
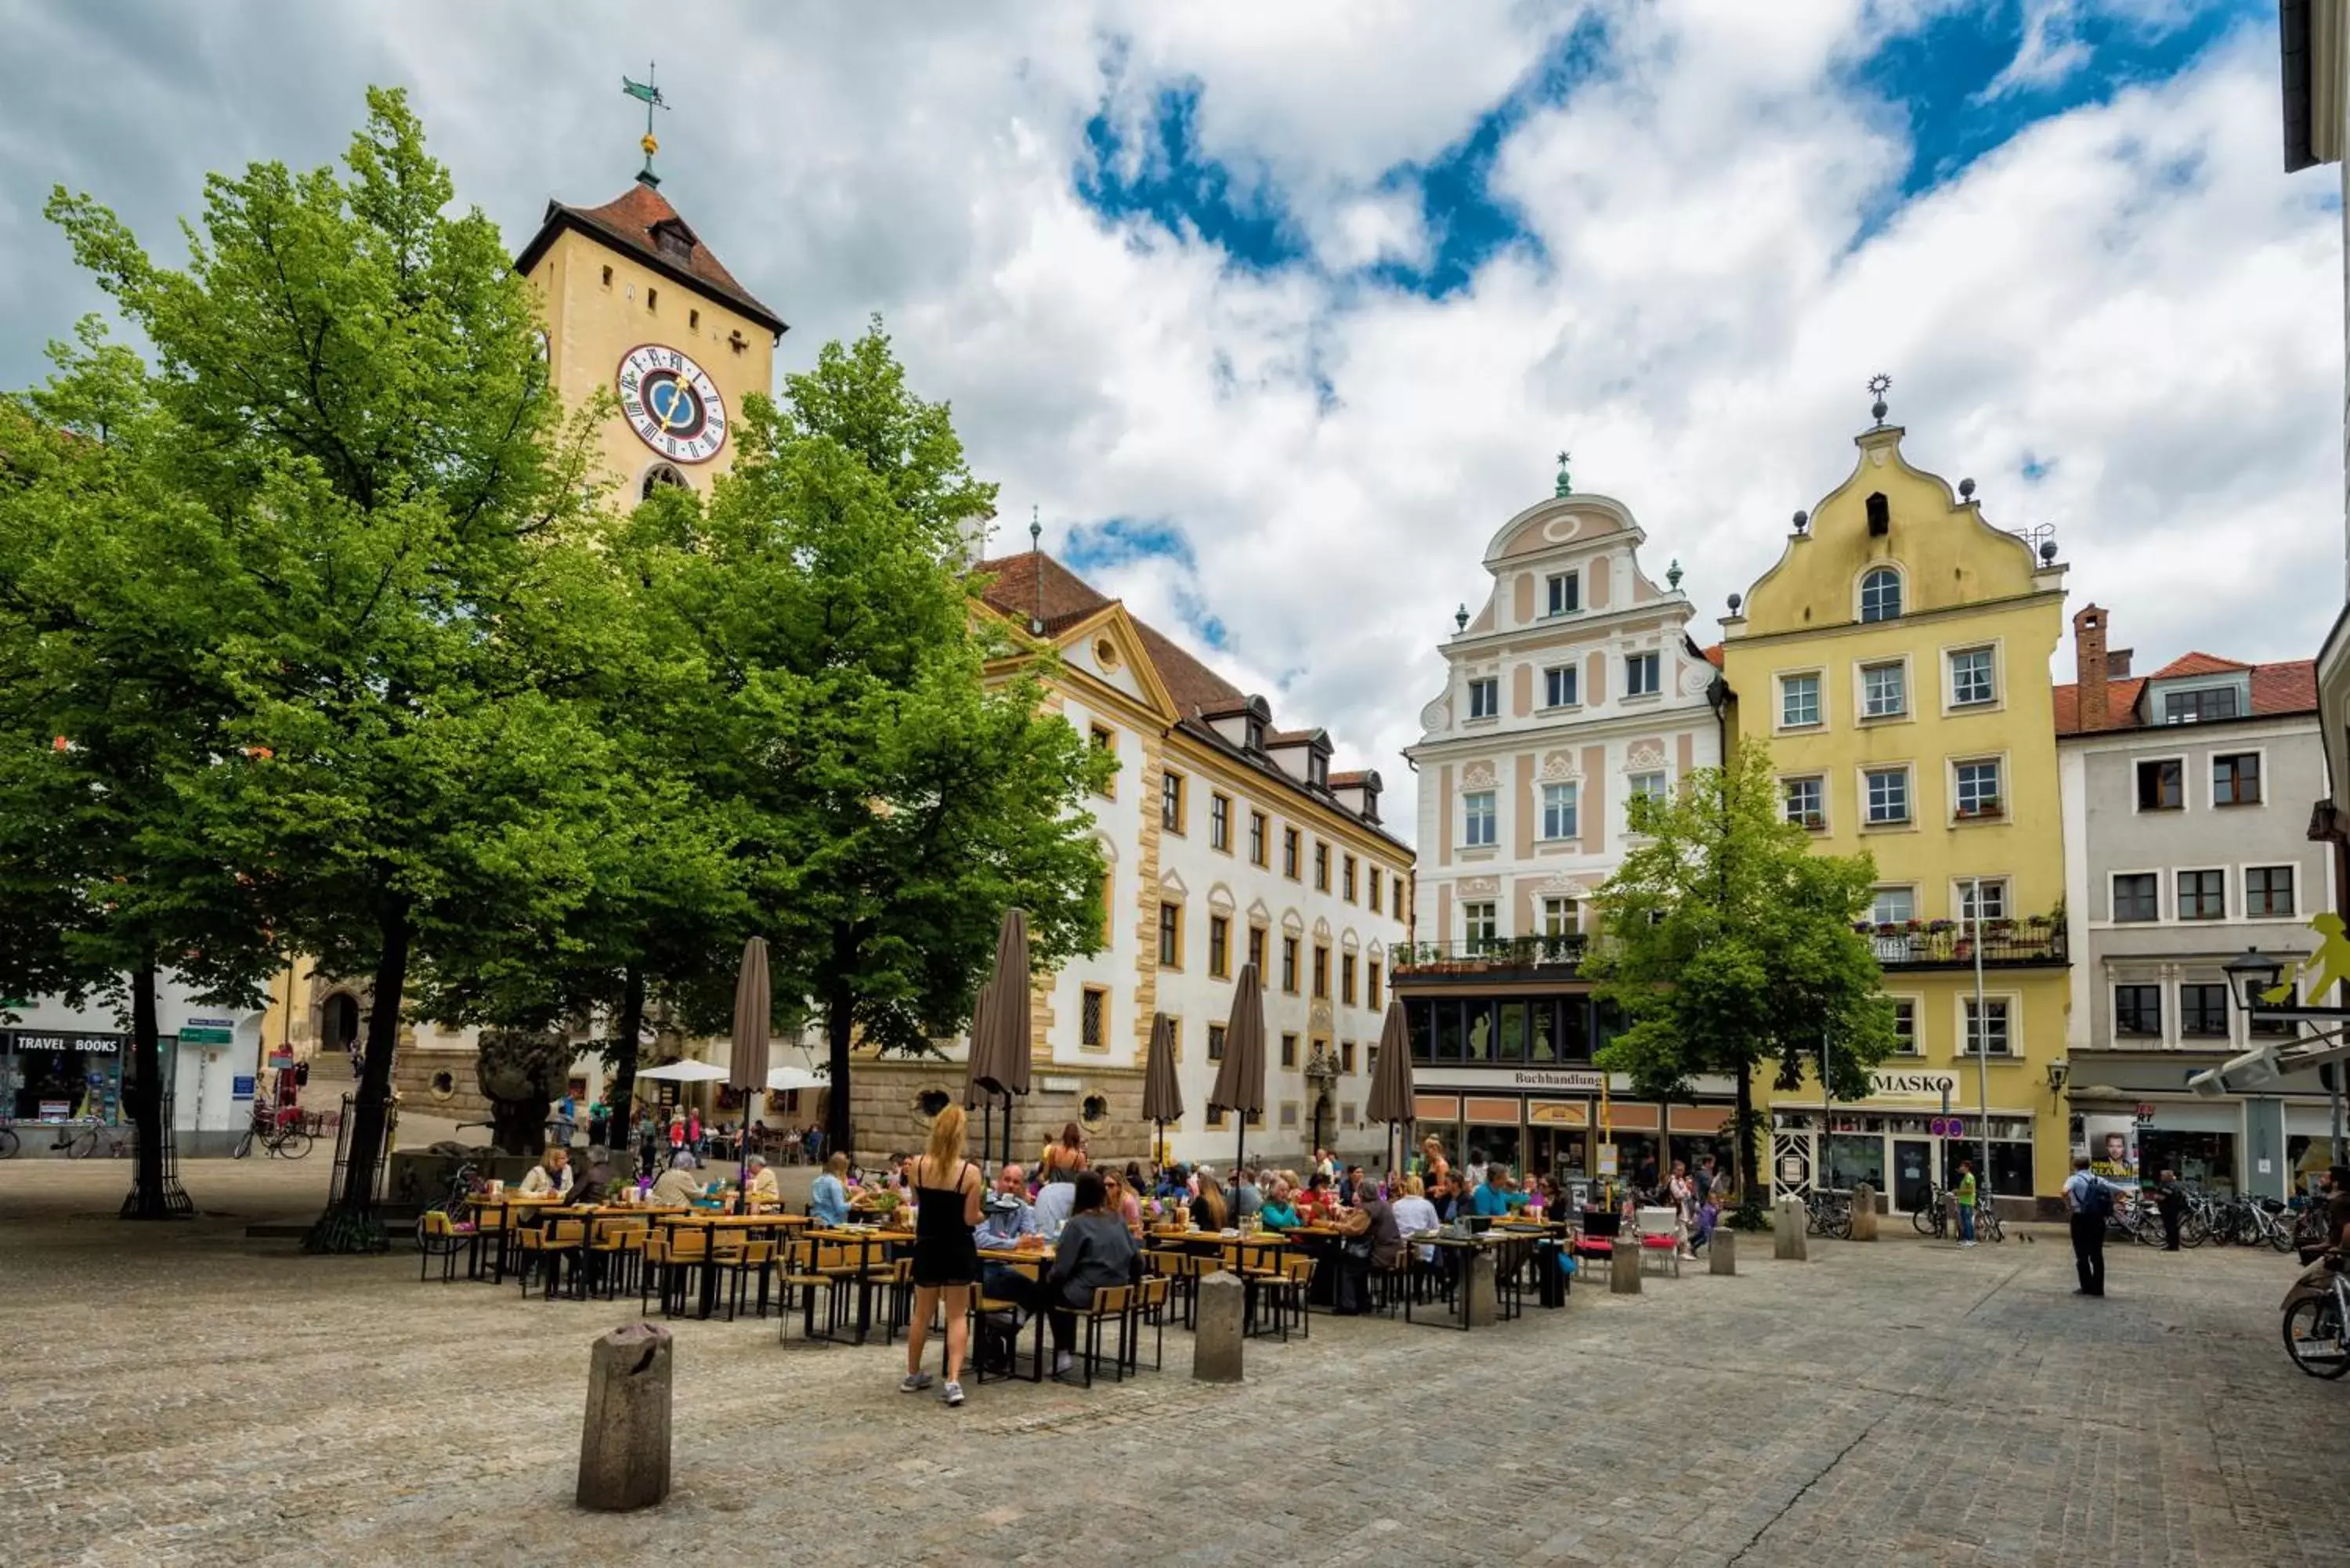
[324,994,361,1054]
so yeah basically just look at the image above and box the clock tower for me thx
[513,158,783,500]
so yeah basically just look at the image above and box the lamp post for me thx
[1966,877,1992,1208]
[2220,947,2345,1165]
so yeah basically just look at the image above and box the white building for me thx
[2,980,266,1158]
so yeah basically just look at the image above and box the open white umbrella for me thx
[636,1060,729,1083]
[765,1065,828,1093]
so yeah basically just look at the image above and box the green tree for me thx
[46,89,623,1249]
[0,323,279,1217]
[1586,744,1896,1223]
[659,320,1111,1158]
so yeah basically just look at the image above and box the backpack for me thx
[2080,1176,2115,1222]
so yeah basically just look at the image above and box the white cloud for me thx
[0,0,2337,845]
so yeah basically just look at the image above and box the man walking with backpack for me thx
[2063,1154,2110,1296]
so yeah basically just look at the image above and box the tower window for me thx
[640,464,689,501]
[689,308,700,331]
[645,287,658,313]
[600,265,613,288]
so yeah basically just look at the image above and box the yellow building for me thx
[514,167,784,503]
[1720,395,2073,1216]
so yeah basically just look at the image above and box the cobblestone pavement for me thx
[4,1160,2347,1568]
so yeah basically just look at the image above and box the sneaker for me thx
[1959,1240,1976,1248]
[942,1380,965,1407]
[898,1371,935,1393]
[1052,1351,1075,1377]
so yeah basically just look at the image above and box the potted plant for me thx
[1803,812,1827,830]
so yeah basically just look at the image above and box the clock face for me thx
[616,344,727,463]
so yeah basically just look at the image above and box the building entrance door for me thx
[1893,1138,1933,1212]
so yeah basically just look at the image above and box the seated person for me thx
[518,1145,574,1198]
[809,1152,852,1227]
[648,1151,707,1208]
[1188,1172,1229,1231]
[1011,1173,1137,1381]
[739,1153,780,1207]
[1470,1165,1524,1219]
[1032,1170,1080,1237]
[1256,1180,1303,1231]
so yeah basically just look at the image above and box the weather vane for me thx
[622,63,669,187]
[1867,373,1892,425]
[1554,449,1572,498]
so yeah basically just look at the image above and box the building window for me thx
[1368,867,1382,909]
[1625,652,1661,697]
[1313,945,1330,999]
[1314,841,1330,891]
[1366,960,1383,1010]
[2213,753,2261,806]
[2136,759,2183,811]
[2177,869,2225,921]
[1860,567,1902,623]
[1099,869,1115,944]
[1864,766,1911,825]
[1961,999,2011,1057]
[1310,753,1328,789]
[1341,953,1358,1006]
[688,307,700,330]
[1469,677,1499,720]
[1462,901,1497,950]
[1781,672,1820,728]
[1628,771,1667,807]
[645,286,659,313]
[1209,914,1231,978]
[1081,986,1108,1050]
[1343,854,1358,901]
[1463,791,1498,847]
[2247,865,2296,917]
[600,264,614,287]
[2112,873,2159,922]
[1860,661,1907,719]
[1249,811,1268,866]
[2114,985,2161,1036]
[1958,879,2008,922]
[1784,776,1824,829]
[1162,770,1186,833]
[1541,782,1578,840]
[1281,936,1300,994]
[1542,897,1578,938]
[1089,724,1115,797]
[2180,984,2230,1037]
[1546,572,1580,616]
[1207,1106,1227,1129]
[1159,901,1183,968]
[1283,827,1301,878]
[1954,759,2002,818]
[1281,1033,1299,1069]
[1949,647,1997,707]
[1209,792,1231,851]
[1247,927,1267,975]
[1208,1023,1227,1061]
[1890,999,1918,1055]
[1341,1039,1358,1074]
[1545,666,1578,707]
[1871,887,1915,927]
[2164,686,2239,724]
[1393,880,1406,920]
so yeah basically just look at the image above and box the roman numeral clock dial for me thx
[616,343,727,463]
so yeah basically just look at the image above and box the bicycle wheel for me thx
[277,1129,314,1160]
[2270,1219,2298,1254]
[232,1128,255,1159]
[2283,1296,2350,1378]
[0,1126,16,1158]
[1913,1203,1939,1236]
[2179,1211,2207,1248]
[64,1127,97,1159]
[1829,1205,1853,1241]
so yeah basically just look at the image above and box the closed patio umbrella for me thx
[963,980,996,1175]
[973,909,1033,1168]
[726,937,772,1187]
[1140,1011,1184,1177]
[1365,1000,1415,1187]
[1207,962,1267,1175]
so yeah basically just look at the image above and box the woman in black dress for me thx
[902,1104,984,1406]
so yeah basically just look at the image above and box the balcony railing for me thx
[1395,934,1591,974]
[1856,915,2066,967]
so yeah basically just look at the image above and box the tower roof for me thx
[515,181,786,338]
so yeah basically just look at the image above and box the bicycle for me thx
[1805,1188,1853,1240]
[2282,1253,2350,1378]
[232,1109,314,1160]
[0,1123,16,1158]
[1912,1181,1948,1238]
[414,1162,483,1258]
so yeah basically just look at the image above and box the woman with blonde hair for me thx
[1101,1168,1144,1237]
[902,1104,984,1407]
[1190,1169,1229,1230]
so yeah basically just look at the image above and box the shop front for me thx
[2065,1051,2338,1202]
[1410,1065,1739,1189]
[2,1029,127,1127]
[1770,1068,2046,1214]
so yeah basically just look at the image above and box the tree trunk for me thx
[308,904,407,1252]
[608,961,645,1139]
[120,955,178,1220]
[824,979,855,1164]
[1732,1060,1766,1226]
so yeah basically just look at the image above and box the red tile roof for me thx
[976,551,1119,638]
[1701,643,1724,669]
[1327,770,1372,788]
[515,180,785,335]
[2055,659,2316,735]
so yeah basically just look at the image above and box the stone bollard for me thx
[577,1324,672,1512]
[1773,1194,1808,1261]
[1193,1270,1245,1384]
[1849,1183,1879,1241]
[1463,1249,1499,1325]
[1710,1227,1737,1276]
[1609,1237,1642,1295]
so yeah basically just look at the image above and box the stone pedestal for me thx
[1193,1271,1245,1383]
[1463,1250,1499,1325]
[1710,1228,1737,1276]
[1773,1195,1808,1261]
[1609,1240,1642,1295]
[577,1324,672,1512]
[1849,1184,1879,1241]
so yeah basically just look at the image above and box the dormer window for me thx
[1246,715,1265,753]
[653,221,695,261]
[2164,687,2239,724]
[1309,753,1328,789]
[1859,566,1902,623]
[1546,572,1580,616]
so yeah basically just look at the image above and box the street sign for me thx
[231,1076,255,1100]
[1945,1118,1964,1138]
[267,1053,295,1070]
[179,1027,233,1046]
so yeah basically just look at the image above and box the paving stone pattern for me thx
[2,1160,2346,1566]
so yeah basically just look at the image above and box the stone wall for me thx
[844,1060,1152,1169]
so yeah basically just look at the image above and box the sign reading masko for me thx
[1865,1069,1959,1099]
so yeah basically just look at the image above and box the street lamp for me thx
[2222,948,2287,1019]
[2044,1059,2070,1094]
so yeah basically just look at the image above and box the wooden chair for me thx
[418,1209,470,1284]
[641,1229,711,1317]
[1130,1274,1173,1373]
[518,1219,586,1301]
[1070,1283,1134,1387]
[718,1234,779,1321]
[585,1219,649,1300]
[973,1255,1044,1385]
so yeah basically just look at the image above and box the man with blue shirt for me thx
[1471,1165,1523,1219]
[2063,1154,2110,1297]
